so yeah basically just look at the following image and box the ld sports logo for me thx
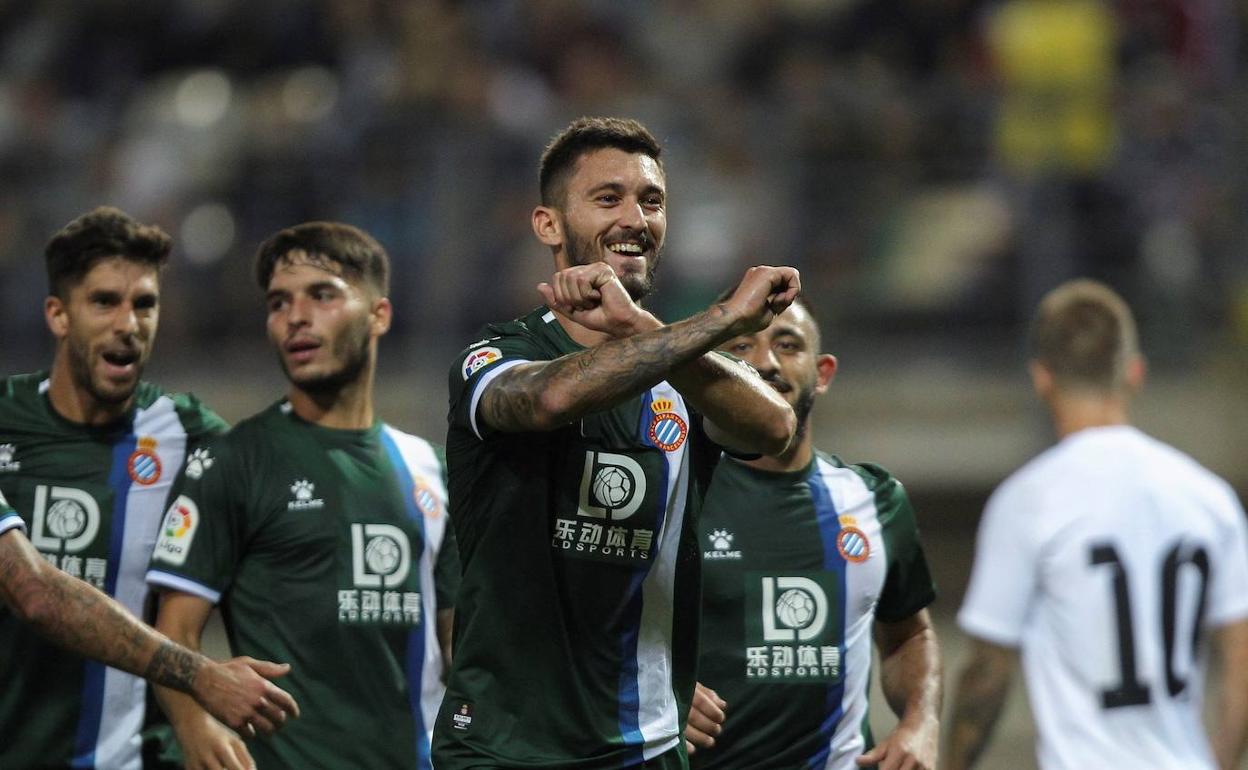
[553,450,655,565]
[339,524,421,625]
[30,485,101,554]
[745,572,843,682]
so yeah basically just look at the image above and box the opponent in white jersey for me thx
[945,280,1248,770]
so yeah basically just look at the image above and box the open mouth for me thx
[100,348,140,379]
[606,241,645,256]
[284,338,321,364]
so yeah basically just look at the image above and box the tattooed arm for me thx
[0,529,297,740]
[943,637,1017,770]
[482,264,797,454]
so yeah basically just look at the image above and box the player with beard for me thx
[146,222,459,770]
[434,116,799,770]
[687,296,941,770]
[0,207,299,770]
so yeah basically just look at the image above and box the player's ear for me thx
[370,296,392,337]
[1124,354,1146,393]
[1029,359,1053,400]
[532,206,563,248]
[813,354,838,395]
[44,295,68,340]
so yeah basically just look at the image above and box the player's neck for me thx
[287,371,376,430]
[1050,393,1130,439]
[552,309,613,348]
[744,423,814,473]
[46,358,133,426]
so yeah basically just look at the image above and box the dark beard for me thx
[565,229,659,302]
[279,316,371,395]
[790,382,817,445]
[68,336,138,405]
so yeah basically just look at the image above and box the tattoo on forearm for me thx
[144,640,202,693]
[483,317,725,432]
[950,665,1012,766]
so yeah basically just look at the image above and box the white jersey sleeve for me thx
[1207,485,1248,627]
[957,478,1041,646]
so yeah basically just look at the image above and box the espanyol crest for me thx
[647,398,687,452]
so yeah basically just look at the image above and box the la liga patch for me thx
[462,347,502,380]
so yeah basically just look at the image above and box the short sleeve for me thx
[0,487,23,537]
[447,328,547,440]
[146,436,245,604]
[866,466,936,623]
[957,480,1041,646]
[1207,486,1248,627]
[435,521,461,610]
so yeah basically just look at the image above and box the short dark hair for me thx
[45,207,172,297]
[254,221,390,296]
[1031,279,1139,391]
[539,116,663,206]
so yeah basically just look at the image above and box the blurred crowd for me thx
[2,0,1246,366]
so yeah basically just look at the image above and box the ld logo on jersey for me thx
[350,524,411,588]
[153,496,200,566]
[762,576,828,642]
[578,451,646,521]
[30,485,100,553]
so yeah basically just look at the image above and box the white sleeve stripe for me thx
[957,609,1023,648]
[145,570,222,604]
[0,517,26,537]
[468,359,530,440]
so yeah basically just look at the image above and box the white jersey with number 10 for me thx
[958,425,1248,770]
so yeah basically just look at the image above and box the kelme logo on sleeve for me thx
[185,448,214,480]
[30,485,100,554]
[153,495,200,566]
[744,572,843,683]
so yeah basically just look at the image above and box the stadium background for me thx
[2,2,1245,766]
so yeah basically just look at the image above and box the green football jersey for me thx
[146,401,458,769]
[693,452,935,770]
[434,307,723,769]
[0,371,226,770]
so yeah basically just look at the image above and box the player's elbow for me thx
[756,405,797,456]
[532,387,580,432]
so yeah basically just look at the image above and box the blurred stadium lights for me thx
[174,70,233,129]
[281,66,339,124]
[180,203,236,266]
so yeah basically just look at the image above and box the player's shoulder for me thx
[136,385,229,438]
[813,449,903,493]
[380,423,445,473]
[0,371,47,410]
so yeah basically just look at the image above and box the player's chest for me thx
[0,428,187,575]
[248,453,437,569]
[699,500,890,623]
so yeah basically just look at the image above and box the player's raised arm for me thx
[479,262,796,454]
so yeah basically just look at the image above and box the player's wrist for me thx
[615,308,661,338]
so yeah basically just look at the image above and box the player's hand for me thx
[172,711,256,770]
[191,656,300,736]
[683,681,727,756]
[855,714,937,770]
[720,266,801,336]
[537,263,655,338]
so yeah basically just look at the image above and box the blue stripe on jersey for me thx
[611,390,668,757]
[72,435,138,768]
[378,430,432,770]
[805,466,848,770]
